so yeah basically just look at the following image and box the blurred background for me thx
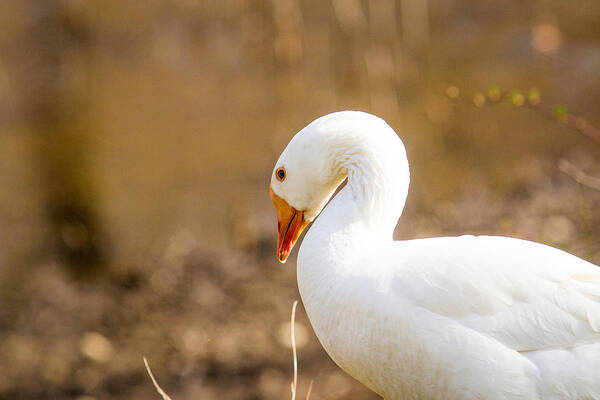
[1,0,600,399]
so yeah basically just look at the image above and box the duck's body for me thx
[300,231,600,399]
[270,111,600,399]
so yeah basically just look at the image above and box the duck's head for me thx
[269,113,353,263]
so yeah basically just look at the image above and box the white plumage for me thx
[269,111,600,399]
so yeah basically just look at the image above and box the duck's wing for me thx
[392,235,600,351]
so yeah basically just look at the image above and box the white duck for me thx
[269,111,600,400]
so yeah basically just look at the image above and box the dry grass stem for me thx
[143,302,309,400]
[306,380,314,400]
[558,159,600,191]
[291,300,299,400]
[144,357,174,400]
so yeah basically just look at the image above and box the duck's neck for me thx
[297,125,409,349]
[323,127,410,238]
[298,123,410,275]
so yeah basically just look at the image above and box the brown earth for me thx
[0,1,599,399]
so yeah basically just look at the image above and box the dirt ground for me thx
[0,1,600,399]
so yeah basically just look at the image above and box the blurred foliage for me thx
[0,0,599,399]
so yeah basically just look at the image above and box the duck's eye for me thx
[276,167,286,182]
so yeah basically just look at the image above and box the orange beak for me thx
[270,187,309,263]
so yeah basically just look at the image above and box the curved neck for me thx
[297,120,410,311]
[326,128,410,237]
[297,115,410,335]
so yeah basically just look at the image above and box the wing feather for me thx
[392,235,600,351]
